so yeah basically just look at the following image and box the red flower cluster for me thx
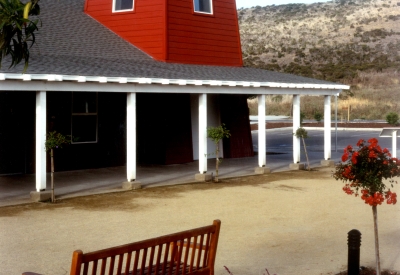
[385,191,397,204]
[360,190,384,206]
[334,138,400,206]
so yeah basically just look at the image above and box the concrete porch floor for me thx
[0,150,342,207]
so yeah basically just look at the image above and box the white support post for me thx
[254,95,270,174]
[258,95,266,167]
[198,93,207,174]
[324,95,331,160]
[126,92,137,182]
[292,95,301,163]
[393,130,397,158]
[35,91,46,191]
[123,92,141,190]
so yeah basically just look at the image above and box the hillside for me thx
[239,0,400,120]
[238,0,400,82]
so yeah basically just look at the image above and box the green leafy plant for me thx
[207,124,230,183]
[294,127,310,170]
[44,131,70,203]
[0,0,41,72]
[313,111,323,122]
[386,112,399,126]
[333,138,400,275]
[300,111,306,126]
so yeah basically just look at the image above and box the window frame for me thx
[193,0,213,15]
[71,92,98,144]
[112,0,134,13]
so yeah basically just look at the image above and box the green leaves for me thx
[0,0,40,72]
[45,131,70,152]
[207,124,231,144]
[294,127,308,138]
[386,112,399,126]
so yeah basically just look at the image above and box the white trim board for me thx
[0,79,345,96]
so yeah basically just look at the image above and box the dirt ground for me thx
[1,167,399,275]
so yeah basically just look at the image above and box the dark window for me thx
[194,0,212,14]
[114,0,133,12]
[71,92,98,144]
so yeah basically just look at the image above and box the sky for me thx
[235,0,331,9]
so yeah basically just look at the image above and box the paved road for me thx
[252,127,397,155]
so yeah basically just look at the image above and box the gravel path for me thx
[0,167,399,275]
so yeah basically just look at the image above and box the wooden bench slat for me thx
[125,252,133,275]
[189,236,196,274]
[117,253,124,275]
[154,244,163,274]
[202,233,210,268]
[132,250,140,275]
[182,238,190,275]
[196,235,204,270]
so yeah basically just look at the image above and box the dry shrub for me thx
[248,70,400,120]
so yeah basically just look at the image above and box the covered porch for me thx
[0,76,348,202]
[0,146,343,207]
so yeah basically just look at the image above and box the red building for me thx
[0,0,348,200]
[85,0,243,66]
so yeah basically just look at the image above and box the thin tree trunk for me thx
[372,205,381,275]
[51,148,55,203]
[301,137,310,171]
[215,143,219,183]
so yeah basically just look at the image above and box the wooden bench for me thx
[23,220,221,275]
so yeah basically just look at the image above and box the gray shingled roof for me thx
[1,0,340,86]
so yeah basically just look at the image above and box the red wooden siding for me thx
[85,0,243,66]
[167,0,243,66]
[85,0,167,60]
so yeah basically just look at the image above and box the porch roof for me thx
[0,0,349,92]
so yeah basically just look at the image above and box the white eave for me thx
[0,73,350,95]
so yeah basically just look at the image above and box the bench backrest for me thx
[70,220,221,275]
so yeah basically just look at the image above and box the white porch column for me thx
[324,95,331,160]
[126,92,137,182]
[393,130,397,158]
[292,95,301,163]
[123,92,141,190]
[198,93,207,174]
[35,91,46,191]
[258,95,266,167]
[254,95,270,174]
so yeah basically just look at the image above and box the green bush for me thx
[314,112,323,122]
[300,112,306,125]
[386,112,399,125]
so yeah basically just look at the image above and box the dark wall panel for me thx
[47,92,126,172]
[137,93,193,165]
[0,92,35,175]
[220,95,254,158]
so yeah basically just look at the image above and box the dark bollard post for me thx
[348,229,362,275]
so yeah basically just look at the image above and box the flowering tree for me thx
[333,138,400,275]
